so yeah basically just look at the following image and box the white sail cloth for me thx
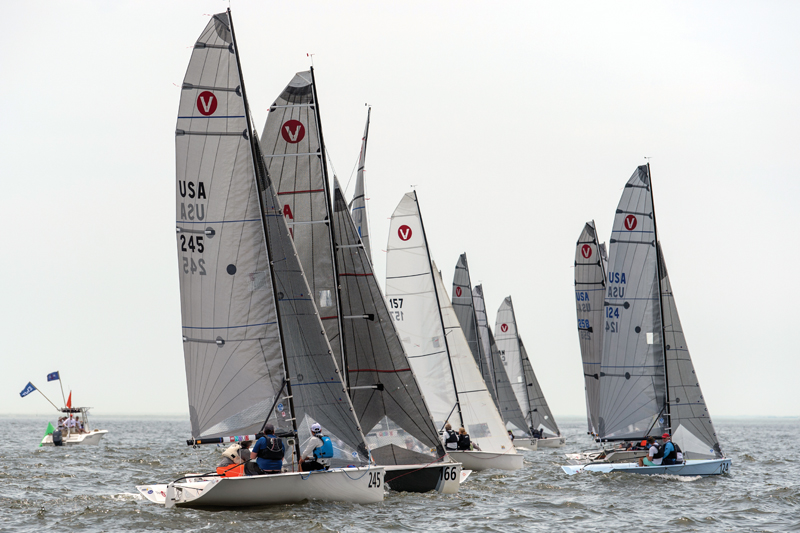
[386,192,515,454]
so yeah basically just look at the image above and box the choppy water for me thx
[1,417,798,532]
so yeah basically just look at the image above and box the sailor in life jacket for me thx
[457,427,481,451]
[442,423,459,451]
[300,423,333,472]
[658,433,684,465]
[216,440,253,477]
[251,424,286,475]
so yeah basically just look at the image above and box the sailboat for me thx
[574,221,606,439]
[261,77,462,492]
[562,164,731,476]
[453,261,532,445]
[332,179,463,493]
[495,297,565,448]
[136,11,383,507]
[386,192,522,471]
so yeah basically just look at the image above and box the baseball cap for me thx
[311,423,322,433]
[662,433,670,439]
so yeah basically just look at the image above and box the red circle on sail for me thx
[281,120,306,144]
[455,287,462,297]
[398,225,412,241]
[624,215,638,231]
[196,91,217,116]
[501,323,508,332]
[581,245,592,259]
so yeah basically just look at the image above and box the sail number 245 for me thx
[388,298,404,321]
[180,235,206,275]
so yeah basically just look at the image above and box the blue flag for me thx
[47,371,60,382]
[20,382,36,398]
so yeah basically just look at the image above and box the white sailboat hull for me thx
[561,458,731,477]
[533,436,566,448]
[137,466,385,507]
[40,430,108,446]
[447,450,523,471]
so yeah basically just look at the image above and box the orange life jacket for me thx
[216,464,245,478]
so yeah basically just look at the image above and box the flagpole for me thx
[32,384,61,411]
[57,373,66,407]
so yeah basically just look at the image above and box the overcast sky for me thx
[2,1,798,422]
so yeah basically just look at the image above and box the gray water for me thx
[1,417,797,532]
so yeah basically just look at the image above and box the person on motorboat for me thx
[57,417,66,432]
[252,424,285,475]
[75,417,85,434]
[216,440,253,477]
[299,423,332,472]
[443,423,459,452]
[457,427,481,451]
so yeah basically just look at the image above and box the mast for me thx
[647,162,671,435]
[228,8,300,459]
[309,67,350,390]
[414,191,463,427]
[507,297,533,425]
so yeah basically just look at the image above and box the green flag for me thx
[40,422,55,447]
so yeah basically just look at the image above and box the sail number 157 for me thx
[388,298,404,321]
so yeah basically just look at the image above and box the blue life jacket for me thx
[313,435,334,459]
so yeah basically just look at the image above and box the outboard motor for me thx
[52,429,63,446]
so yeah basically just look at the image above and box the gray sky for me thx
[2,1,798,420]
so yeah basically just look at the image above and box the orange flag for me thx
[66,391,72,409]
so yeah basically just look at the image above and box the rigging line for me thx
[343,144,361,198]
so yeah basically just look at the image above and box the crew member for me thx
[457,427,480,451]
[660,433,682,465]
[300,423,333,472]
[252,425,285,475]
[443,423,459,451]
[216,440,253,477]
[507,430,515,442]
[638,436,661,466]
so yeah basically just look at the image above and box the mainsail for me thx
[519,338,560,436]
[175,12,369,465]
[176,12,285,439]
[331,178,445,464]
[496,297,559,436]
[658,243,722,459]
[260,70,346,379]
[349,107,372,261]
[598,164,667,441]
[386,192,514,453]
[452,255,497,405]
[481,314,529,434]
[574,221,606,435]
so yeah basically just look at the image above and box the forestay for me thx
[260,71,344,373]
[176,12,285,439]
[385,192,514,454]
[658,244,722,460]
[331,178,444,464]
[519,338,560,436]
[574,221,606,435]
[598,165,667,441]
[349,108,372,261]
[452,255,498,406]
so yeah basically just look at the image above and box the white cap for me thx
[311,423,322,433]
